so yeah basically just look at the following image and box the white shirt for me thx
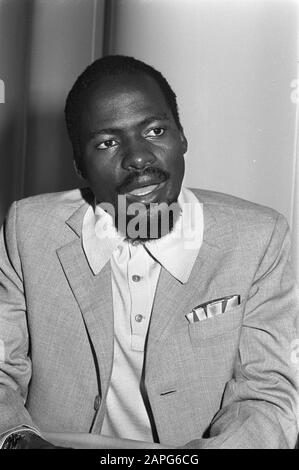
[82,187,204,442]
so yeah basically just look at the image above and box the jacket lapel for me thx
[56,197,114,403]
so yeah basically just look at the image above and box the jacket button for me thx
[94,394,101,411]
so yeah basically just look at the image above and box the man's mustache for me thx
[117,167,169,194]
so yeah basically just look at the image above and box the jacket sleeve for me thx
[0,201,40,435]
[184,213,299,449]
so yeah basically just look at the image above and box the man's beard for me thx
[115,199,182,243]
[115,166,180,242]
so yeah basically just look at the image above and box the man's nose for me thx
[121,139,156,170]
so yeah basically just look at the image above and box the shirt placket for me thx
[128,243,151,352]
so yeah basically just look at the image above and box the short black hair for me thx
[64,55,181,175]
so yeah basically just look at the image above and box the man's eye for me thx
[146,127,165,137]
[97,139,118,149]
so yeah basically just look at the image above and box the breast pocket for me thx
[188,301,245,345]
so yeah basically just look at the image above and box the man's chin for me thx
[116,201,181,242]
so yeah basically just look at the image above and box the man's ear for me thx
[73,160,85,179]
[180,130,188,154]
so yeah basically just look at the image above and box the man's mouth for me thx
[119,174,167,199]
[128,183,160,197]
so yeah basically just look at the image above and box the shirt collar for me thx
[82,203,124,275]
[82,187,204,283]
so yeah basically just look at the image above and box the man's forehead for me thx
[81,74,173,130]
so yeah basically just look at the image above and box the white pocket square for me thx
[185,294,241,323]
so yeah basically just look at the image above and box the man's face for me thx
[79,73,187,237]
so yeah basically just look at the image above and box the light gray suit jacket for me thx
[0,187,298,448]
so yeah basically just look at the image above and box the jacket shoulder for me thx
[3,188,93,245]
[189,189,291,270]
[16,187,89,208]
[189,187,290,248]
[190,187,284,224]
[14,188,91,221]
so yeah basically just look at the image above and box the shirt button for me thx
[135,314,144,323]
[132,275,141,282]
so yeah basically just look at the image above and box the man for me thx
[0,55,298,449]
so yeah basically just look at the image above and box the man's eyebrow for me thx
[89,113,171,138]
[89,128,119,138]
[139,113,171,126]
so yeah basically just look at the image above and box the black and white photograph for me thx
[0,0,298,452]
